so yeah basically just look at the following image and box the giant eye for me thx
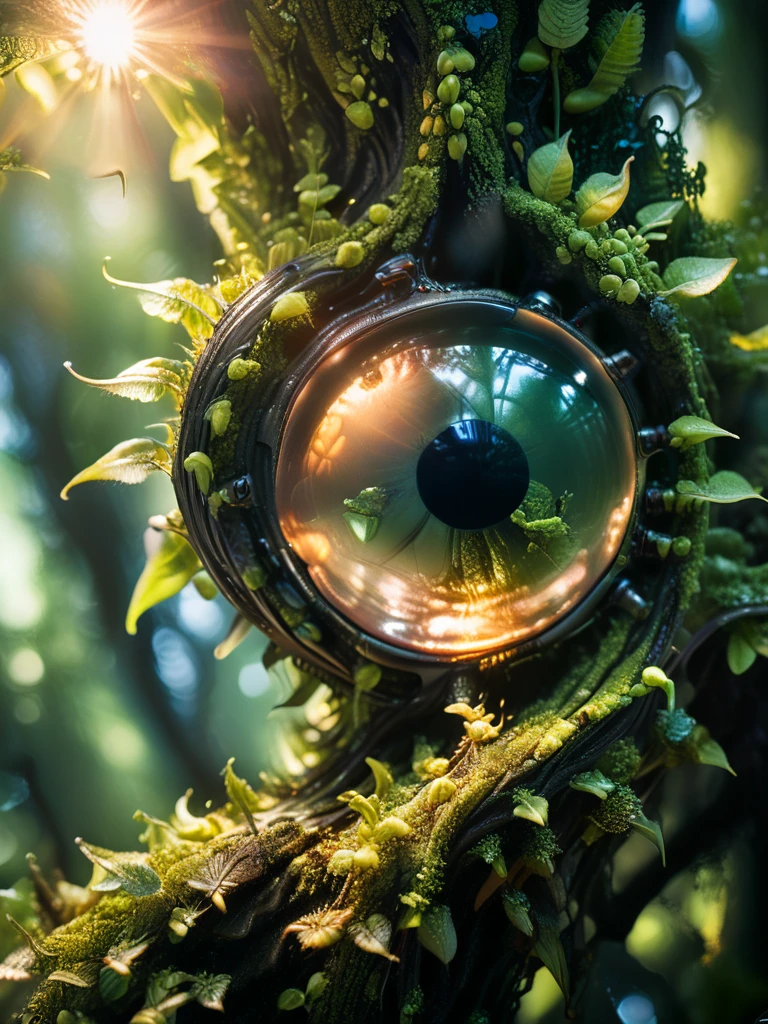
[273,297,638,657]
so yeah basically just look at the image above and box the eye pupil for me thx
[416,419,530,531]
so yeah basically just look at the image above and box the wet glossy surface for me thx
[275,302,637,656]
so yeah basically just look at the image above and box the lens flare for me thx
[80,2,137,71]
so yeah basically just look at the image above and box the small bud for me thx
[227,357,260,380]
[599,274,622,296]
[568,229,592,252]
[373,816,411,842]
[616,278,641,304]
[183,451,213,495]
[437,74,461,105]
[353,846,380,870]
[512,789,549,827]
[368,203,390,225]
[270,291,310,322]
[608,256,627,277]
[556,245,572,264]
[447,132,468,161]
[506,121,524,136]
[641,666,675,710]
[354,661,382,690]
[450,103,466,129]
[335,241,365,268]
[328,849,355,875]
[350,74,366,99]
[427,777,457,805]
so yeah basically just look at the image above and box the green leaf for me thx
[64,357,186,403]
[417,905,457,964]
[569,770,616,800]
[576,156,633,227]
[667,415,739,450]
[527,131,573,203]
[60,438,171,500]
[277,988,305,1011]
[629,810,665,865]
[513,793,549,827]
[635,198,685,231]
[365,757,393,801]
[518,36,550,72]
[538,0,590,49]
[102,263,222,342]
[532,910,570,995]
[659,256,737,298]
[222,758,260,833]
[687,724,736,775]
[676,470,768,506]
[564,4,644,113]
[727,630,758,676]
[126,531,201,635]
[75,840,162,897]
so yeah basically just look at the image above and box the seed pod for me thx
[449,103,465,129]
[437,74,460,105]
[447,132,468,161]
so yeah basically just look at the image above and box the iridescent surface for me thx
[275,303,637,656]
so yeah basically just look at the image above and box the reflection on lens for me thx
[275,302,637,657]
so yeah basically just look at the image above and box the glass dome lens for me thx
[274,300,637,657]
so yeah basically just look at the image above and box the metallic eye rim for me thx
[175,260,645,686]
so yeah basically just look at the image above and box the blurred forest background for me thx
[0,0,767,1021]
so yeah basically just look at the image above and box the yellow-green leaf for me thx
[564,4,645,113]
[183,451,214,495]
[64,357,185,403]
[667,415,739,449]
[270,291,310,322]
[659,256,737,298]
[418,905,457,964]
[60,438,171,500]
[635,198,685,231]
[538,0,589,50]
[576,156,633,227]
[102,263,222,341]
[527,131,573,203]
[126,530,201,634]
[75,840,162,897]
[730,324,768,351]
[676,470,768,506]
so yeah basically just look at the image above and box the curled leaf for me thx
[538,0,589,50]
[223,757,261,831]
[64,357,185,404]
[659,256,737,298]
[576,156,633,227]
[635,198,685,232]
[184,451,213,495]
[365,757,393,801]
[512,792,549,827]
[527,131,573,203]
[564,5,645,113]
[60,438,171,500]
[677,470,768,506]
[126,530,201,635]
[629,810,665,865]
[667,415,739,449]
